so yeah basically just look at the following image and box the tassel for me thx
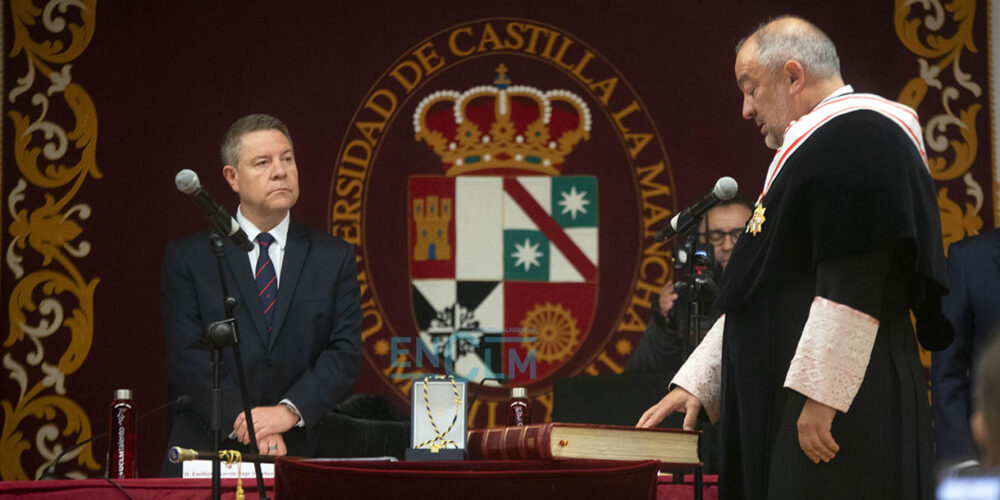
[220,450,245,500]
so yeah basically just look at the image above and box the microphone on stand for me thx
[655,177,739,242]
[41,395,191,479]
[175,169,254,252]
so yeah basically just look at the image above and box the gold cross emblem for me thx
[494,64,511,86]
[747,204,766,236]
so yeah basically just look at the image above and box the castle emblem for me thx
[413,196,452,261]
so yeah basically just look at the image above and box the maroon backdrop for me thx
[2,0,993,480]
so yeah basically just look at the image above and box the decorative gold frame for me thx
[895,0,989,250]
[2,0,100,480]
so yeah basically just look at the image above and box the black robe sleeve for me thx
[815,248,892,318]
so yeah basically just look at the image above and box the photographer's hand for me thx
[658,281,678,315]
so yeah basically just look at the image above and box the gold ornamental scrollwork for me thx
[894,0,986,251]
[2,0,100,480]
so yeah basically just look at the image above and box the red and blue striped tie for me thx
[254,233,278,335]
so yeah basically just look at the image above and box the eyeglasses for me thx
[703,229,743,244]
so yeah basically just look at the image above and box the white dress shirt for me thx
[233,206,304,428]
[236,207,290,287]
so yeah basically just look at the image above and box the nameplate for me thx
[182,460,274,479]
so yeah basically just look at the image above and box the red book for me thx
[466,423,700,466]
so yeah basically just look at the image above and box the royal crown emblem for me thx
[413,64,592,176]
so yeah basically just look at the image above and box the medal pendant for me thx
[747,204,766,236]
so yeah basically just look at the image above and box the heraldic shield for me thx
[407,66,598,386]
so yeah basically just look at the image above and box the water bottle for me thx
[106,389,136,478]
[506,387,531,426]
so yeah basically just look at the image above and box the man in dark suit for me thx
[933,228,1000,465]
[971,334,1000,467]
[161,114,362,476]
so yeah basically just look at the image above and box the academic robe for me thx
[710,106,950,499]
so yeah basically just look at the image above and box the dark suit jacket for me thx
[160,220,362,476]
[932,228,1000,462]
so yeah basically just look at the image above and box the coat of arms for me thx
[408,65,598,385]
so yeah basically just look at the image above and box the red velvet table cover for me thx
[275,458,661,499]
[0,470,718,499]
[0,477,274,499]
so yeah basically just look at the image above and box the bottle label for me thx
[108,401,135,479]
[507,401,531,426]
[116,407,126,477]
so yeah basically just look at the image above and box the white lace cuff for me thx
[670,315,725,422]
[784,296,879,413]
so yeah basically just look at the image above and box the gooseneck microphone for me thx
[41,395,191,479]
[655,177,739,242]
[175,169,254,252]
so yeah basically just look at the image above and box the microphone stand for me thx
[673,229,718,359]
[671,228,715,498]
[205,233,269,500]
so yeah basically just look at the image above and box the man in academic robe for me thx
[637,16,950,499]
[161,114,362,476]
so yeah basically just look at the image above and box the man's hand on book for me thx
[636,387,702,430]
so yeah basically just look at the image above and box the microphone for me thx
[41,395,191,479]
[655,177,738,242]
[175,169,254,252]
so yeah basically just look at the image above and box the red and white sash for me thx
[756,86,927,204]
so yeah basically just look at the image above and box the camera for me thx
[672,238,719,302]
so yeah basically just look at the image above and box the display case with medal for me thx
[405,375,467,461]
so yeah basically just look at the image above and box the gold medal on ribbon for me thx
[416,375,462,452]
[747,204,766,236]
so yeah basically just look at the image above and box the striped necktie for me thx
[254,232,278,335]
